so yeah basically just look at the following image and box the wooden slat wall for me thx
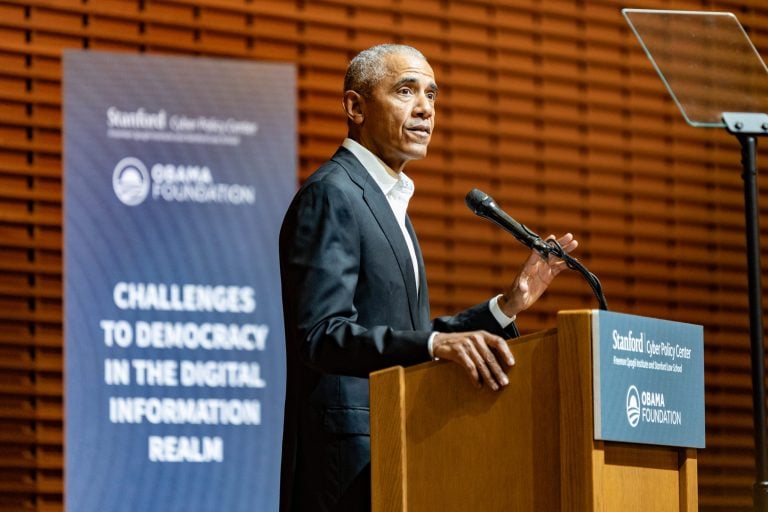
[0,0,765,510]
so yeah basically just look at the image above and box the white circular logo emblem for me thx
[626,385,641,428]
[113,157,150,206]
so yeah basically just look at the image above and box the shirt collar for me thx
[342,138,412,197]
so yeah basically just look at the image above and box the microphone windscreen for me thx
[465,188,490,214]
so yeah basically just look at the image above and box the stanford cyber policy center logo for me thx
[111,157,255,207]
[625,385,641,428]
[113,157,151,206]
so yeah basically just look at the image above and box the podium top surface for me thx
[623,9,768,127]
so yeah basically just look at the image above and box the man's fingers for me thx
[432,331,515,391]
[472,334,513,390]
[555,233,578,254]
[482,348,509,388]
[456,348,481,388]
[462,338,493,387]
[545,233,577,256]
[488,336,515,367]
[474,340,506,391]
[482,338,512,388]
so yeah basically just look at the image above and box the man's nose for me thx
[413,92,434,118]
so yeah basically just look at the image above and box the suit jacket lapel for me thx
[406,216,431,329]
[332,148,421,328]
[362,179,422,329]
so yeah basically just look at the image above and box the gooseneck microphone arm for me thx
[465,188,608,311]
[539,237,609,311]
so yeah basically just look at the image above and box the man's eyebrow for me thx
[393,77,439,94]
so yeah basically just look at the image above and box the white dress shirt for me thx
[342,138,420,290]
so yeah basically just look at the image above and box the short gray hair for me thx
[344,44,427,98]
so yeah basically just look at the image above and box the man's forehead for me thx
[383,52,436,82]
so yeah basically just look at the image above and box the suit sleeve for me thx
[432,303,519,340]
[280,179,432,378]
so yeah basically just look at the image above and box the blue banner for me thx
[592,310,705,448]
[64,51,295,512]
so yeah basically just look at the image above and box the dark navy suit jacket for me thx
[279,147,518,511]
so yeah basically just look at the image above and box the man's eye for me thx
[426,92,436,101]
[398,88,413,95]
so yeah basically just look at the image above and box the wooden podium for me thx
[370,310,698,511]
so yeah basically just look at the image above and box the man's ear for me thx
[343,90,364,125]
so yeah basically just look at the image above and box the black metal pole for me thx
[737,134,768,512]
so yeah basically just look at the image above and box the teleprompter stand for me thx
[624,9,768,510]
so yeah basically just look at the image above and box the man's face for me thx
[356,53,437,173]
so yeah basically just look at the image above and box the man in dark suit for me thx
[279,44,577,511]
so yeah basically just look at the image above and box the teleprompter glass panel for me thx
[623,9,768,127]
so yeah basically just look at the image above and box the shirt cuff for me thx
[427,331,439,359]
[489,294,516,328]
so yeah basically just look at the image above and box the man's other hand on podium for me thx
[432,330,515,391]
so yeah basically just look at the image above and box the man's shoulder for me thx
[302,147,366,191]
[282,148,367,219]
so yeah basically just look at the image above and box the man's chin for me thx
[404,143,429,160]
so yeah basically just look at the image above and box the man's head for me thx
[343,44,438,174]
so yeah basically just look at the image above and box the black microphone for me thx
[466,188,609,310]
[465,188,551,256]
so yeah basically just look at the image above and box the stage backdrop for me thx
[63,51,295,512]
